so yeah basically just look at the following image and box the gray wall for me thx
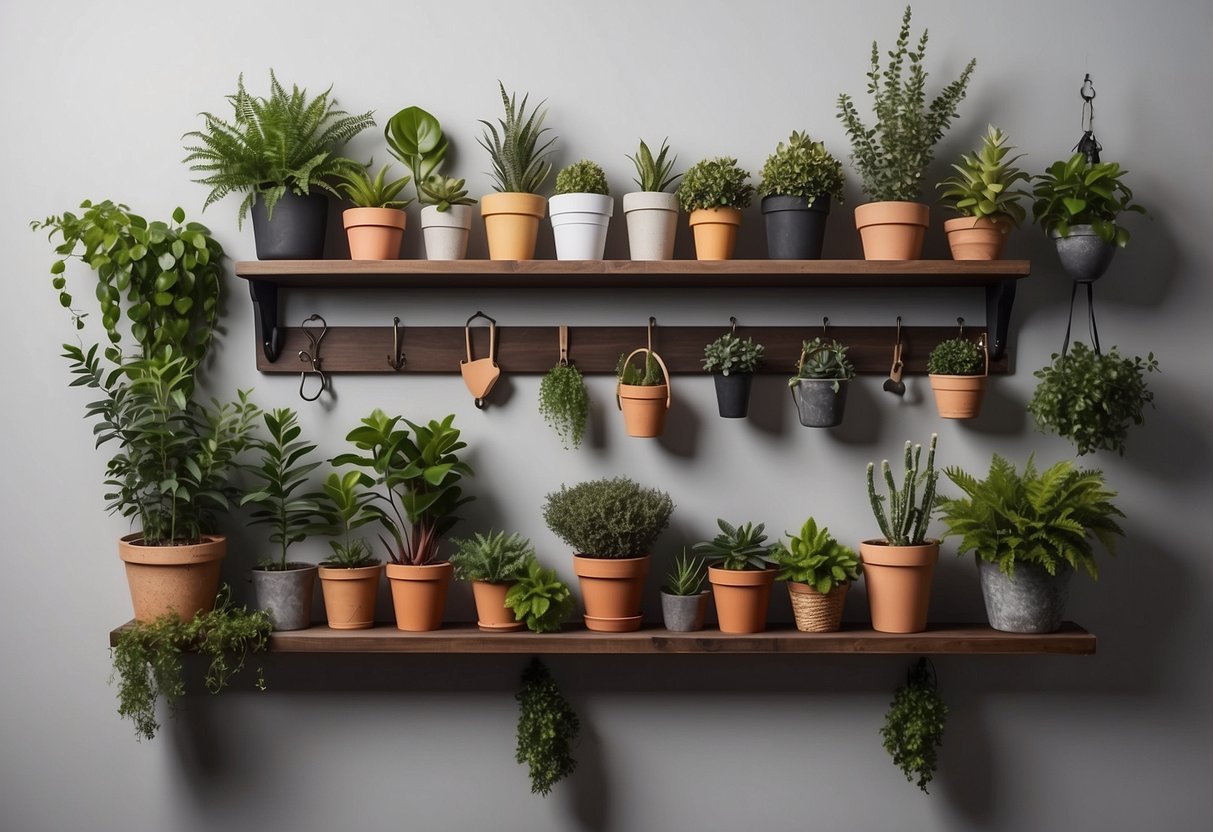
[2,1,1210,829]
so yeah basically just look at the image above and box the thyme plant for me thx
[515,659,580,796]
[538,363,590,450]
[543,478,674,558]
[881,658,948,792]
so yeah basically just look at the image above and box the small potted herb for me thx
[616,347,671,438]
[450,530,536,632]
[757,130,845,259]
[772,517,861,633]
[703,332,765,418]
[539,356,590,450]
[505,561,576,634]
[693,520,777,634]
[333,162,412,260]
[418,175,477,260]
[676,156,754,260]
[623,138,681,260]
[882,658,948,793]
[926,335,987,419]
[550,159,613,260]
[937,125,1029,260]
[788,336,855,427]
[660,551,709,633]
[314,471,382,630]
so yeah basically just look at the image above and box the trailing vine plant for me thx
[538,361,589,450]
[880,657,948,792]
[515,658,580,796]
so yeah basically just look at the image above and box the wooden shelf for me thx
[110,621,1094,656]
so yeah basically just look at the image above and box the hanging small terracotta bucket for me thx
[460,311,500,409]
[616,348,671,437]
[929,335,989,419]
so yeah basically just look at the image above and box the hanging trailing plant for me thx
[538,363,589,449]
[515,658,580,796]
[880,657,948,793]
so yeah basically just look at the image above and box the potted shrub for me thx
[333,163,412,260]
[623,138,681,260]
[616,347,671,438]
[333,411,473,631]
[542,477,674,632]
[539,357,590,450]
[772,518,861,633]
[1032,153,1145,282]
[515,659,580,796]
[36,200,259,621]
[418,175,477,260]
[757,131,845,259]
[676,156,754,260]
[241,408,323,631]
[183,70,373,259]
[788,336,855,428]
[477,82,557,260]
[938,455,1125,633]
[694,520,777,634]
[861,435,941,634]
[702,332,765,418]
[927,335,988,419]
[937,125,1029,260]
[550,160,613,260]
[314,471,382,630]
[505,562,576,634]
[660,551,709,633]
[1027,342,1159,456]
[882,658,948,793]
[450,530,535,632]
[837,6,976,259]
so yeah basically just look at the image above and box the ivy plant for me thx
[538,363,590,450]
[676,156,754,213]
[881,658,948,793]
[757,130,845,203]
[515,659,580,796]
[555,160,610,195]
[505,561,575,633]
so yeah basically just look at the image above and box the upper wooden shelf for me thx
[110,621,1094,656]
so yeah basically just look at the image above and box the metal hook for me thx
[822,316,830,336]
[1080,73,1096,102]
[957,316,967,337]
[730,316,738,334]
[387,316,405,371]
[298,314,329,402]
[647,316,656,353]
[466,310,496,328]
[894,315,902,344]
[558,325,569,367]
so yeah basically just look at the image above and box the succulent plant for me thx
[664,551,707,596]
[333,163,413,209]
[937,125,1029,225]
[627,138,680,192]
[693,519,777,571]
[703,333,764,376]
[478,82,557,194]
[790,337,856,391]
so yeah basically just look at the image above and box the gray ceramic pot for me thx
[661,591,709,632]
[790,378,849,427]
[977,557,1073,634]
[252,563,318,631]
[1051,225,1116,283]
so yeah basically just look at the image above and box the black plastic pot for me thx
[713,373,753,418]
[790,378,848,427]
[251,191,328,260]
[1051,225,1116,283]
[762,195,830,260]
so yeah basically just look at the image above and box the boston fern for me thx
[836,5,976,202]
[693,519,777,571]
[505,561,575,634]
[543,477,674,558]
[478,82,557,194]
[449,530,536,583]
[539,363,590,450]
[881,658,948,793]
[183,70,374,227]
[757,130,846,202]
[515,659,579,796]
[938,455,1125,579]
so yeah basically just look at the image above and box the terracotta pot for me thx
[471,580,524,632]
[343,207,405,260]
[573,555,649,632]
[616,348,671,437]
[251,563,317,631]
[859,540,939,633]
[708,566,776,634]
[689,207,742,260]
[929,374,987,419]
[318,564,383,630]
[420,204,472,260]
[549,193,614,260]
[944,216,1011,260]
[386,562,453,632]
[119,533,225,623]
[854,201,929,260]
[623,191,679,260]
[787,581,849,633]
[481,192,546,260]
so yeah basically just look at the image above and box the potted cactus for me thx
[333,163,412,260]
[549,159,613,260]
[937,125,1029,260]
[927,335,988,419]
[676,156,754,260]
[703,332,765,418]
[623,138,681,260]
[660,551,709,632]
[758,131,845,259]
[694,520,777,634]
[450,530,536,632]
[616,347,671,438]
[773,517,861,633]
[788,336,855,427]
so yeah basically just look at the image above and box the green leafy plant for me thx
[772,518,861,593]
[627,138,679,192]
[757,130,846,203]
[539,363,590,450]
[183,70,374,226]
[789,337,856,391]
[693,520,776,571]
[937,125,1029,225]
[241,408,323,570]
[450,530,536,583]
[664,551,707,596]
[676,156,754,213]
[1027,342,1159,456]
[515,658,579,796]
[385,105,449,204]
[111,586,270,741]
[836,5,976,202]
[418,175,477,212]
[505,562,575,634]
[703,333,764,375]
[333,410,473,566]
[881,658,948,793]
[927,337,983,375]
[616,349,666,385]
[867,434,940,547]
[938,455,1125,578]
[314,471,382,569]
[333,163,413,209]
[543,477,674,558]
[478,82,557,194]
[1031,153,1145,245]
[555,159,610,195]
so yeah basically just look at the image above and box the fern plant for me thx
[478,82,557,194]
[333,163,413,209]
[505,561,575,633]
[836,6,976,202]
[515,659,579,796]
[938,455,1125,578]
[449,530,535,583]
[693,520,777,571]
[867,435,940,547]
[555,160,610,195]
[772,517,861,593]
[627,138,680,192]
[539,363,590,450]
[881,658,948,793]
[183,70,374,226]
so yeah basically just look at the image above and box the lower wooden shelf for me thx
[109,621,1095,655]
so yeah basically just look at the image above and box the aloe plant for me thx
[333,163,413,209]
[477,82,557,194]
[627,138,679,192]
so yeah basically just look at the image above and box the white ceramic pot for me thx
[420,204,473,260]
[623,191,678,260]
[549,193,614,260]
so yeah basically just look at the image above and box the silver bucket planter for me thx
[977,557,1073,634]
[790,378,849,427]
[661,591,710,632]
[252,563,318,631]
[1051,224,1116,283]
